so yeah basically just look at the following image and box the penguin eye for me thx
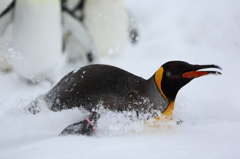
[166,71,171,77]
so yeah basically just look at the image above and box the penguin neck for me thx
[152,67,169,101]
[150,67,176,118]
[152,66,180,102]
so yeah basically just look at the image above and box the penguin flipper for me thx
[0,1,15,36]
[23,95,48,115]
[61,0,85,21]
[176,119,184,125]
[60,118,96,136]
[62,10,95,63]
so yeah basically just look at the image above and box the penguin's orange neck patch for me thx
[154,67,168,101]
[154,68,175,120]
[162,101,174,118]
[154,102,174,120]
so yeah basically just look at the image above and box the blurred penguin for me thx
[63,0,139,58]
[0,0,13,72]
[0,0,95,84]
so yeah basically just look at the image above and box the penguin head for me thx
[155,61,221,102]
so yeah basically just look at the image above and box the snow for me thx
[1,0,240,158]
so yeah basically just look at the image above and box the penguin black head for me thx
[154,61,222,102]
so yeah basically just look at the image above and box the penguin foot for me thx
[24,95,47,115]
[24,100,41,115]
[28,104,41,115]
[60,118,96,136]
[176,119,184,125]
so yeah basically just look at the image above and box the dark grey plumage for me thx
[45,64,167,114]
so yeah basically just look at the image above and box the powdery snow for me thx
[1,0,240,159]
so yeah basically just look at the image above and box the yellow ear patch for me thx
[154,67,168,101]
[154,68,175,123]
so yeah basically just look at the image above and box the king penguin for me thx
[0,0,95,83]
[83,0,137,57]
[63,0,139,58]
[26,61,221,136]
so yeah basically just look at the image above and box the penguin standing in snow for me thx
[27,61,221,136]
[62,0,139,59]
[0,0,95,83]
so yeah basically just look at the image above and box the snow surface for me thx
[1,0,240,158]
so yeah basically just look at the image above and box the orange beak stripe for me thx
[182,71,208,78]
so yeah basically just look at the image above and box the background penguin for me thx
[26,61,221,136]
[0,0,95,83]
[62,0,139,59]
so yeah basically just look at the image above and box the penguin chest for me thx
[11,0,62,79]
[83,0,128,56]
[13,0,62,49]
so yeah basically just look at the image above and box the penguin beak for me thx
[182,64,222,78]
